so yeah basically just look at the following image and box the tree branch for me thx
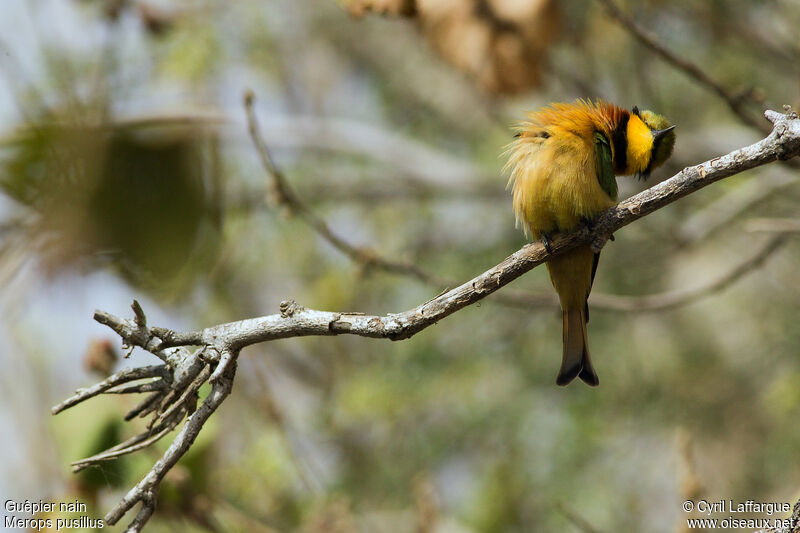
[238,103,491,187]
[52,108,800,531]
[104,348,237,530]
[497,233,787,312]
[596,0,800,192]
[745,218,800,234]
[243,89,450,285]
[595,0,767,133]
[244,91,792,314]
[675,167,798,245]
[200,98,800,336]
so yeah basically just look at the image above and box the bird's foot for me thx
[541,233,553,254]
[590,232,614,253]
[583,217,614,251]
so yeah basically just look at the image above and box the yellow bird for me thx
[505,100,675,386]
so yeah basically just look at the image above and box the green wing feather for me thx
[587,133,617,324]
[594,132,617,200]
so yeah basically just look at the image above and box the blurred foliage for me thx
[0,115,222,297]
[77,419,128,498]
[1,0,799,532]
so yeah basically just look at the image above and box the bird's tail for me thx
[556,309,599,387]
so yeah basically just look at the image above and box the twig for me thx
[597,0,800,189]
[236,108,490,186]
[745,218,800,234]
[71,412,184,472]
[148,364,209,429]
[52,108,800,531]
[103,350,238,530]
[596,0,767,133]
[243,90,449,285]
[125,391,163,421]
[225,180,508,212]
[51,365,169,414]
[675,167,798,245]
[69,365,211,472]
[495,234,787,312]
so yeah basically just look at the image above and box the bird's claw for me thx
[541,233,553,254]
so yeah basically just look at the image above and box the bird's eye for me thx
[632,106,641,117]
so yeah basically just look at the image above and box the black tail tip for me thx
[556,364,581,387]
[579,365,599,387]
[556,365,600,387]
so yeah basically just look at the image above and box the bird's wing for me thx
[586,132,617,323]
[593,131,617,200]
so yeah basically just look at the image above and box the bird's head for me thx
[625,106,676,179]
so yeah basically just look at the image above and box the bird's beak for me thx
[652,125,676,141]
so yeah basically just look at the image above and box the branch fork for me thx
[53,300,234,530]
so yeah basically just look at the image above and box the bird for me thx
[504,100,675,386]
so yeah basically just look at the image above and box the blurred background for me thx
[1,0,799,531]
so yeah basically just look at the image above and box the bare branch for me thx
[746,218,800,234]
[675,167,798,245]
[105,109,800,348]
[104,380,169,395]
[68,364,212,473]
[131,299,147,329]
[149,364,209,430]
[124,391,163,421]
[496,234,787,312]
[149,327,205,349]
[51,365,169,415]
[244,91,791,315]
[93,309,203,353]
[103,350,238,530]
[597,0,800,188]
[593,234,786,311]
[243,90,449,285]
[52,108,800,531]
[238,111,490,188]
[71,411,185,472]
[596,0,766,132]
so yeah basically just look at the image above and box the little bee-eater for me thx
[505,100,675,386]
